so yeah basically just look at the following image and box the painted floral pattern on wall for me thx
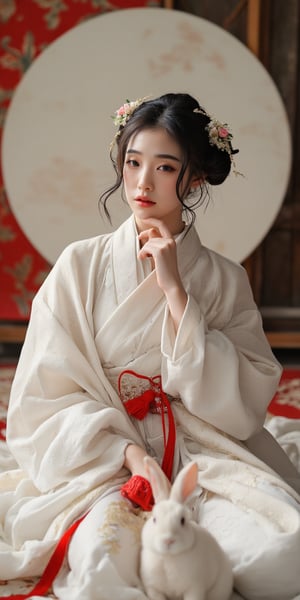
[0,0,161,320]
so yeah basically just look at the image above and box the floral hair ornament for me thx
[110,96,150,150]
[112,98,145,127]
[193,108,243,177]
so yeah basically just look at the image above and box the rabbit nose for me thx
[164,537,175,548]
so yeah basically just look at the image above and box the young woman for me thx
[1,93,300,600]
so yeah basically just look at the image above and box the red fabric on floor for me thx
[268,369,300,419]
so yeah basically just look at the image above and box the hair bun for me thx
[204,148,232,186]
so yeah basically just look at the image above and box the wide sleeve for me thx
[6,241,142,493]
[161,260,282,440]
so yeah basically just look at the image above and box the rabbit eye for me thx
[153,517,156,523]
[180,517,185,526]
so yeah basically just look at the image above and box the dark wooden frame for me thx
[165,1,300,349]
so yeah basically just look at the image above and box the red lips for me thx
[135,196,155,206]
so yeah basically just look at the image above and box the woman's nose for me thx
[138,171,153,192]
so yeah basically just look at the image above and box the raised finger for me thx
[141,218,172,239]
[138,226,161,244]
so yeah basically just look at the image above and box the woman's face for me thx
[123,127,189,234]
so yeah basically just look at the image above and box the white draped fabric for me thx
[0,216,299,599]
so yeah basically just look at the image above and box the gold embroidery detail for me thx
[98,500,146,555]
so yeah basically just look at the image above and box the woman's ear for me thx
[189,176,205,192]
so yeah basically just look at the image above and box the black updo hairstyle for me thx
[99,92,237,226]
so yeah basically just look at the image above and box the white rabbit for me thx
[140,456,233,600]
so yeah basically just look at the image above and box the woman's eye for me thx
[158,164,175,172]
[126,159,139,167]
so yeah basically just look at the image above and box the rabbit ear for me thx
[170,462,198,504]
[144,456,170,503]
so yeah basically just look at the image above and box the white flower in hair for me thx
[110,97,150,150]
[194,107,243,176]
[193,108,234,155]
[112,98,146,128]
[205,118,233,154]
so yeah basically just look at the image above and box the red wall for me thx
[0,0,160,321]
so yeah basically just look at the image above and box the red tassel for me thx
[124,389,156,420]
[161,390,176,481]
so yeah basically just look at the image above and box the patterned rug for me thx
[268,369,300,419]
[0,365,15,442]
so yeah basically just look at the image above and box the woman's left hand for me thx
[138,219,188,330]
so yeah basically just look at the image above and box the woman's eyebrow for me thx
[126,148,181,162]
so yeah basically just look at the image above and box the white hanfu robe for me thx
[0,215,300,600]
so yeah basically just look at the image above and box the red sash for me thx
[1,513,86,600]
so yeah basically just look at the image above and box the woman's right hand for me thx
[138,219,187,332]
[122,444,154,510]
